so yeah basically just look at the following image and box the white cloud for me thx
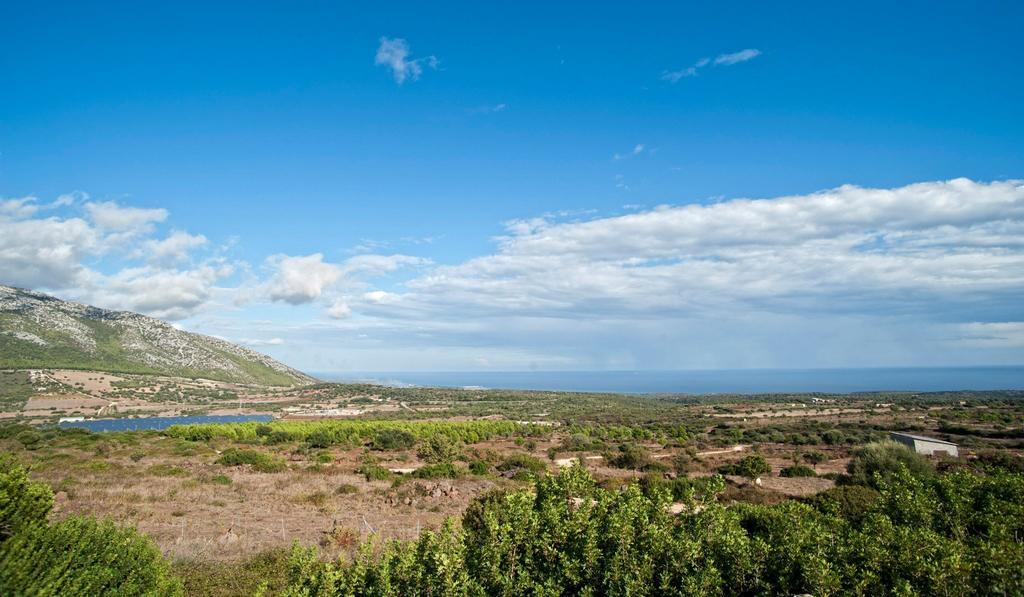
[661,66,698,83]
[83,263,233,320]
[265,253,343,305]
[375,37,438,84]
[713,48,761,66]
[327,300,353,319]
[364,290,400,304]
[0,197,40,219]
[141,231,208,267]
[85,201,167,231]
[0,215,99,289]
[663,48,761,83]
[237,337,284,347]
[370,179,1024,324]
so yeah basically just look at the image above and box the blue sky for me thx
[2,1,1023,371]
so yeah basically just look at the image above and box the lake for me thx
[315,367,1024,394]
[57,414,273,433]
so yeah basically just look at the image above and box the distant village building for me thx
[889,432,959,457]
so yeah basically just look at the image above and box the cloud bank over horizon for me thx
[2,178,1023,371]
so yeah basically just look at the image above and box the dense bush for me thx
[215,448,286,473]
[417,434,461,463]
[496,453,547,475]
[846,440,933,488]
[0,456,52,540]
[373,429,416,450]
[718,454,771,479]
[606,442,652,470]
[779,464,817,477]
[807,485,880,524]
[0,458,181,595]
[413,463,461,479]
[281,465,1024,596]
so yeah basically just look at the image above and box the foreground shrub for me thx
[215,448,286,473]
[807,484,880,524]
[282,465,1024,596]
[0,516,182,596]
[0,456,52,540]
[0,458,181,595]
[846,440,933,488]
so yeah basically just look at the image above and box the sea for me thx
[314,367,1024,395]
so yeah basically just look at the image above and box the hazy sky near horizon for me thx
[2,1,1023,371]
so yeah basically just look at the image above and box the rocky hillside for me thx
[0,285,314,386]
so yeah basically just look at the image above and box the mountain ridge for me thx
[0,284,314,386]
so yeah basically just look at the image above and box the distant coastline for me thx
[313,366,1024,394]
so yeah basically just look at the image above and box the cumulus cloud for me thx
[663,48,761,83]
[375,37,438,84]
[0,215,99,289]
[85,201,167,231]
[140,231,208,267]
[327,300,352,319]
[0,193,226,320]
[85,264,233,320]
[265,253,343,305]
[264,252,426,306]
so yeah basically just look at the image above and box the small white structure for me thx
[890,432,958,457]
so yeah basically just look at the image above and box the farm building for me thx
[889,432,958,457]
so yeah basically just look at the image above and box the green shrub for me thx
[469,460,490,475]
[606,443,652,470]
[807,485,880,523]
[780,464,817,478]
[846,440,933,488]
[671,451,691,473]
[802,450,828,467]
[0,458,181,595]
[496,453,547,474]
[305,431,334,449]
[357,454,391,481]
[14,431,41,450]
[718,454,772,479]
[282,465,1024,596]
[0,457,53,540]
[414,463,461,479]
[373,429,417,450]
[215,448,285,473]
[0,516,182,595]
[417,435,461,464]
[210,474,232,486]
